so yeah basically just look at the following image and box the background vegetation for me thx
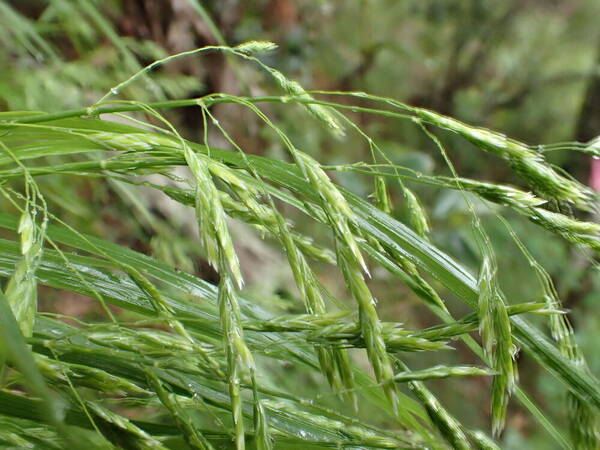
[0,1,599,449]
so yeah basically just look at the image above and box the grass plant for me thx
[0,37,598,450]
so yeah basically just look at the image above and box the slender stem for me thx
[3,96,415,125]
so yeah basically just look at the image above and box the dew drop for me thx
[111,88,119,95]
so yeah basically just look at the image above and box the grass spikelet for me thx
[5,210,43,337]
[273,212,355,399]
[294,151,368,274]
[233,55,343,134]
[477,256,517,436]
[184,147,244,288]
[243,312,353,332]
[219,277,255,373]
[338,247,399,415]
[274,215,322,315]
[219,276,253,450]
[402,187,430,239]
[488,308,516,437]
[440,177,547,208]
[84,325,218,372]
[382,336,450,352]
[500,214,586,363]
[415,109,591,207]
[374,176,392,214]
[294,152,353,217]
[17,210,35,254]
[331,348,356,401]
[412,302,558,343]
[235,40,278,55]
[85,401,169,450]
[510,153,591,208]
[252,384,272,450]
[1,142,47,338]
[268,72,344,135]
[244,312,448,351]
[469,430,501,450]
[35,354,149,397]
[392,365,493,383]
[528,207,600,236]
[308,322,450,352]
[414,110,510,156]
[91,131,159,151]
[568,394,600,450]
[260,397,404,448]
[478,257,496,358]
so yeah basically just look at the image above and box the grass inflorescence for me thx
[0,40,598,450]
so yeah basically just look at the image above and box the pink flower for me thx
[591,158,600,192]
